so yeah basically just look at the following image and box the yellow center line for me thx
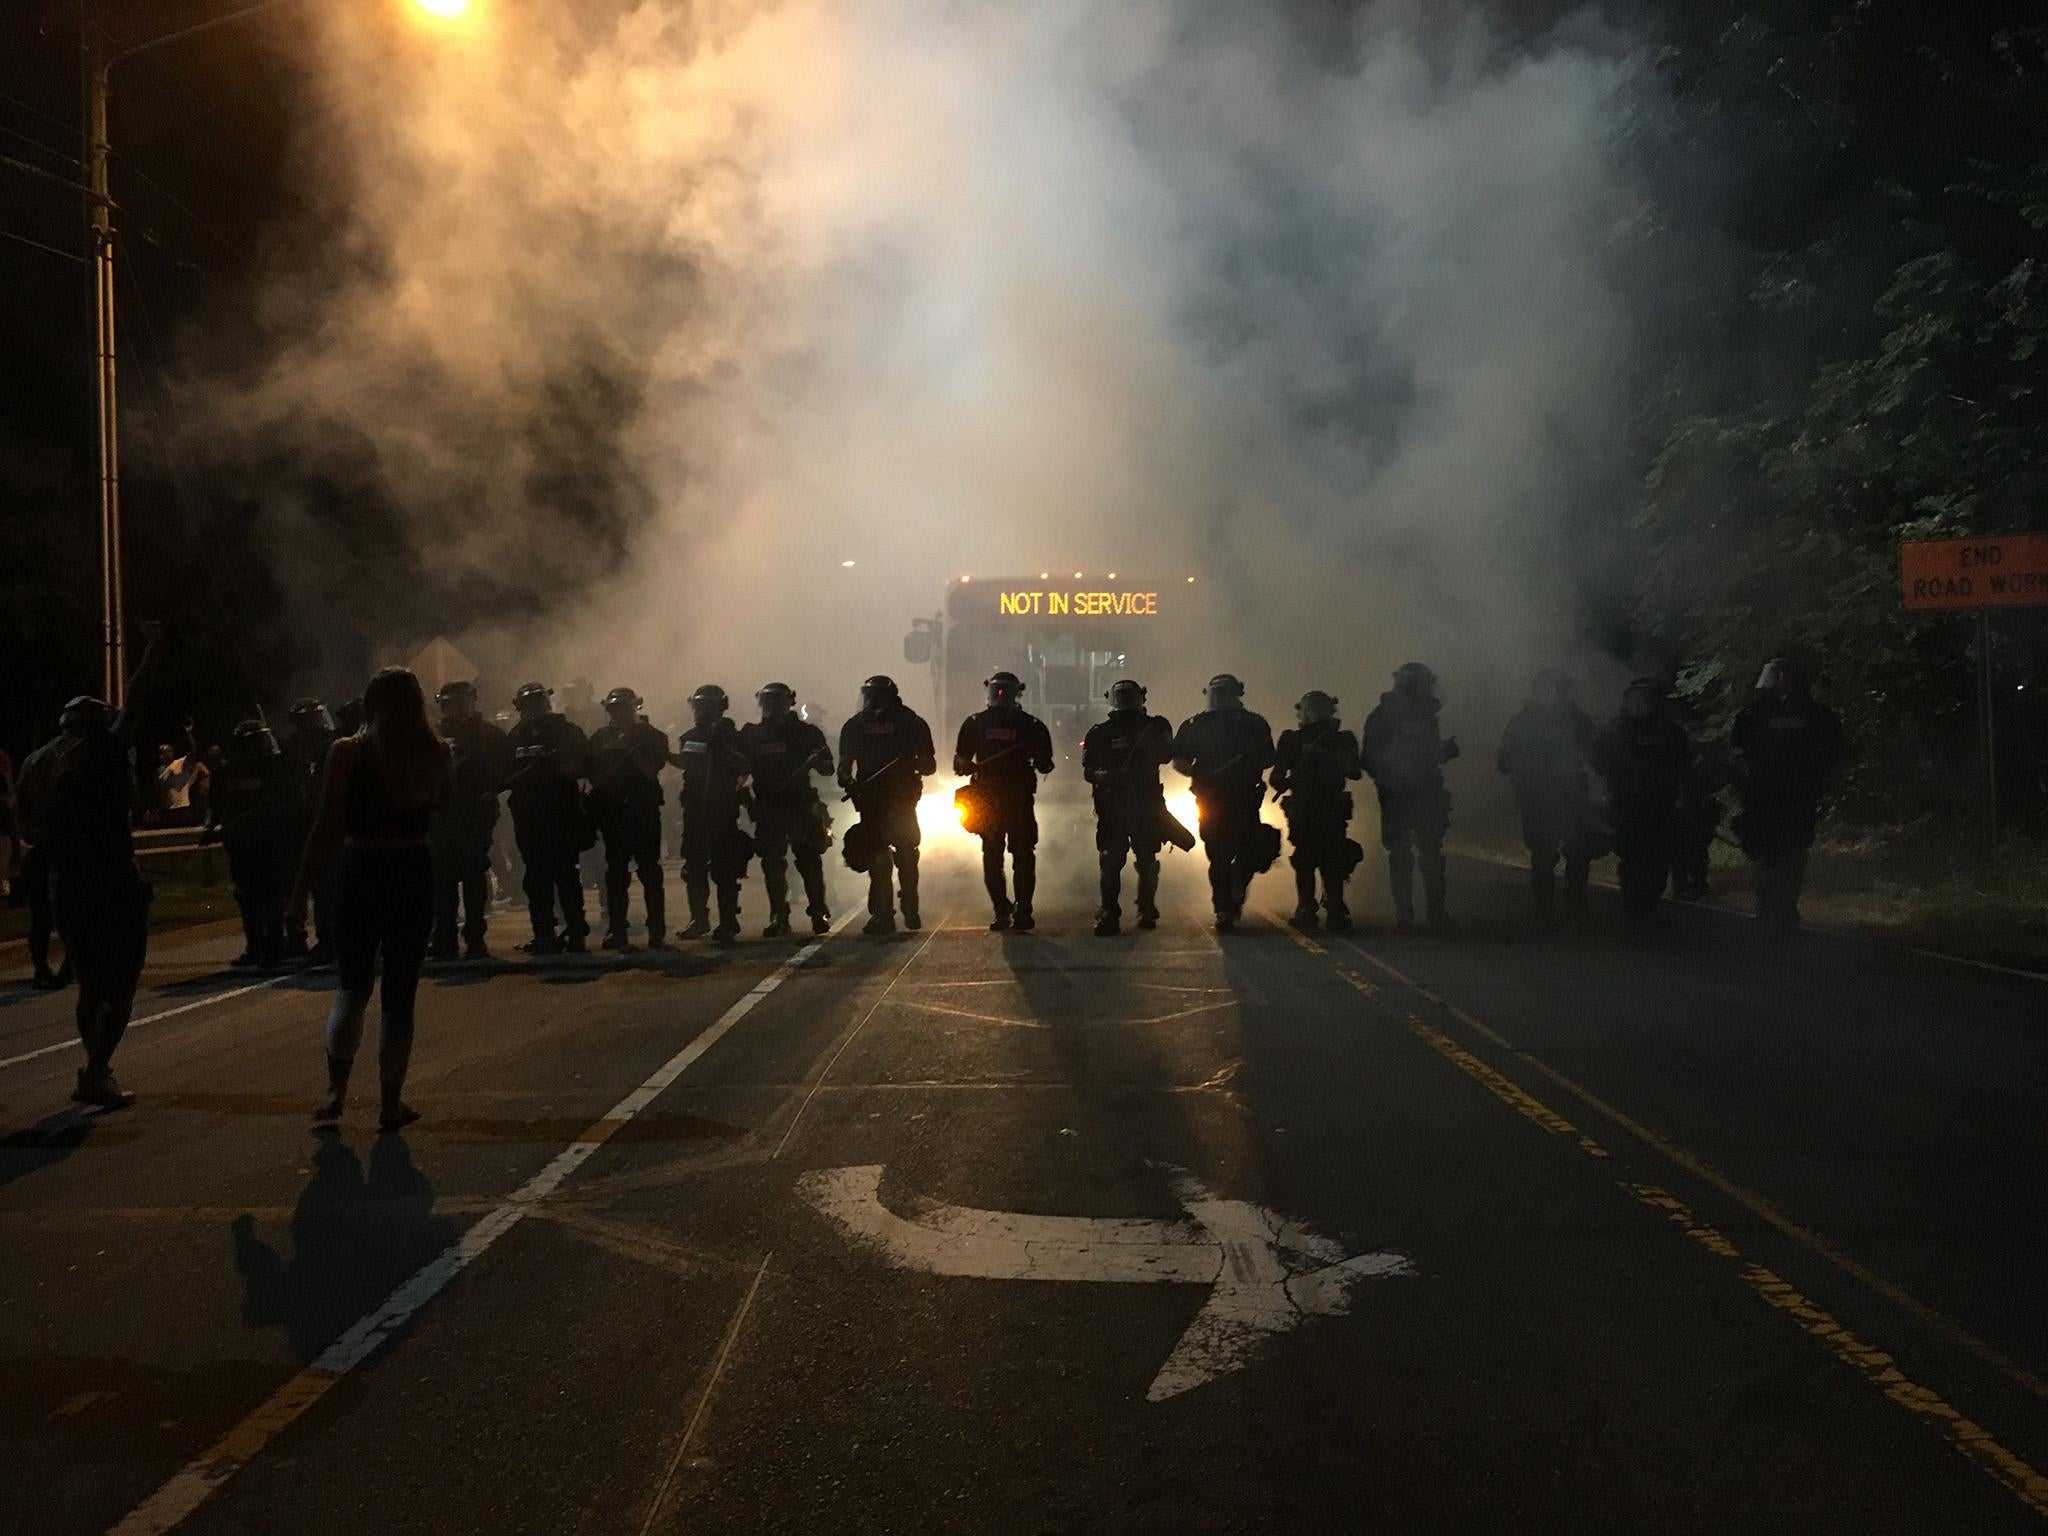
[1268,915,2048,1522]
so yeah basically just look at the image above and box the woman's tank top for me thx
[344,739,435,842]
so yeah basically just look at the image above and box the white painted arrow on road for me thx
[798,1165,1412,1400]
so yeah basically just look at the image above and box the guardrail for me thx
[135,826,206,858]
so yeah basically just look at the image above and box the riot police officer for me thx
[954,671,1055,932]
[505,682,591,954]
[281,697,338,963]
[1082,679,1175,937]
[838,675,936,936]
[1730,655,1843,930]
[430,680,511,960]
[1593,678,1691,929]
[204,720,299,968]
[587,686,671,950]
[1171,674,1276,932]
[674,684,752,943]
[1273,691,1363,932]
[1496,668,1597,925]
[1362,662,1460,934]
[741,683,835,937]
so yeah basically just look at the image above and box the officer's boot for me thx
[865,861,896,936]
[681,865,712,940]
[1388,850,1416,932]
[713,881,742,945]
[898,850,922,931]
[1290,864,1320,929]
[1323,867,1352,933]
[642,862,668,948]
[1562,856,1591,918]
[1135,864,1161,929]
[602,859,632,950]
[762,854,791,937]
[983,845,1012,930]
[1095,852,1122,937]
[1529,857,1556,927]
[1012,851,1037,932]
[232,902,265,968]
[1422,850,1457,936]
[801,857,831,935]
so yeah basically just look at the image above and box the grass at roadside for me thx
[2,851,240,946]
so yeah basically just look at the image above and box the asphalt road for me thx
[4,836,2046,1534]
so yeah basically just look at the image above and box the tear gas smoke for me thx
[199,0,1646,747]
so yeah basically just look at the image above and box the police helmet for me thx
[1204,673,1245,709]
[1623,676,1667,720]
[757,682,797,716]
[334,698,364,734]
[436,679,476,704]
[1530,667,1571,700]
[230,719,282,759]
[60,695,109,735]
[288,697,334,732]
[513,682,553,714]
[985,670,1024,706]
[861,675,900,711]
[1296,690,1338,724]
[1106,679,1147,711]
[1393,662,1437,695]
[602,686,643,712]
[1756,655,1810,693]
[689,683,730,716]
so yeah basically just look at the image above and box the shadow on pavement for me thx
[231,1132,458,1364]
[0,1104,139,1190]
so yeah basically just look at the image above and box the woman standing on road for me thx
[292,667,452,1131]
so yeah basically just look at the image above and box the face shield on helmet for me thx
[287,698,334,735]
[1106,679,1147,712]
[1623,678,1665,722]
[602,686,642,725]
[1296,690,1337,726]
[756,683,796,721]
[1205,673,1245,712]
[1530,667,1571,705]
[1393,663,1437,701]
[688,684,729,725]
[985,671,1023,710]
[437,680,477,722]
[513,683,553,720]
[860,675,899,714]
[60,695,110,736]
[229,720,281,761]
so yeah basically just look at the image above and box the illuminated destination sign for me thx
[999,589,1157,617]
[949,580,1162,621]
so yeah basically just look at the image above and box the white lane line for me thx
[107,917,855,1536]
[0,976,292,1073]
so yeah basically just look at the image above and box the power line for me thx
[0,225,85,264]
[0,89,78,146]
[0,118,81,171]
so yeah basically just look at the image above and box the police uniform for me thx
[1362,684,1456,929]
[282,717,337,958]
[741,712,835,932]
[431,713,512,956]
[1731,685,1843,929]
[207,737,299,967]
[1593,699,1691,924]
[1082,708,1175,928]
[675,717,752,936]
[954,703,1055,926]
[1496,694,1597,920]
[587,718,671,946]
[1272,713,1363,928]
[838,699,936,930]
[1171,707,1275,922]
[506,711,591,948]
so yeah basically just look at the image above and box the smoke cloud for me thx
[204,0,1645,737]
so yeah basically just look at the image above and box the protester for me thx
[292,667,453,1131]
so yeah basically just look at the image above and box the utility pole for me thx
[82,3,123,704]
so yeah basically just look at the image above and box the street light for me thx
[79,0,465,702]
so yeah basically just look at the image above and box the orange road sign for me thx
[1900,534,2048,611]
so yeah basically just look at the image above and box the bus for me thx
[904,573,1209,791]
